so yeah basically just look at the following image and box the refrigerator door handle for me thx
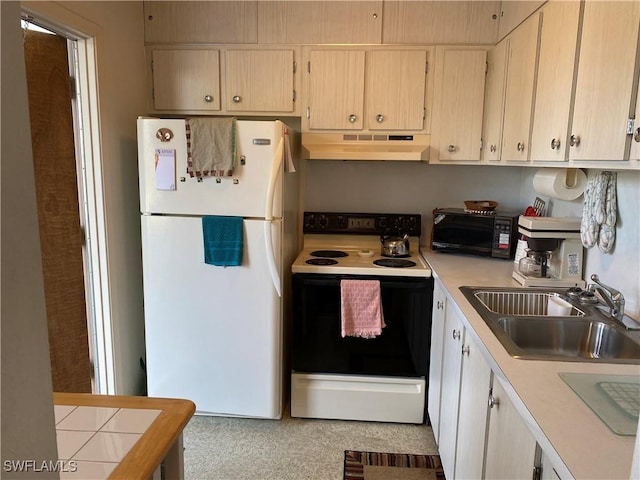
[264,221,281,297]
[265,136,284,221]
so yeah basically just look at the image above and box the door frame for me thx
[21,5,115,394]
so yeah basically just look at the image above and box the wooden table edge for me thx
[53,393,196,480]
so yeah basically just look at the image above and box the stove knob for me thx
[318,215,328,228]
[304,214,315,230]
[379,217,388,229]
[336,216,345,228]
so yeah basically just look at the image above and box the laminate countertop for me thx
[421,248,640,480]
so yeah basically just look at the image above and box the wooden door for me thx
[225,49,294,113]
[438,306,465,478]
[24,30,92,393]
[484,378,537,479]
[455,334,492,479]
[630,75,640,161]
[366,50,427,131]
[482,39,508,162]
[529,0,581,162]
[432,48,486,161]
[307,50,365,130]
[501,12,540,162]
[151,49,221,112]
[569,1,640,161]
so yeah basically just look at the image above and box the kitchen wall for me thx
[305,162,640,318]
[1,1,59,474]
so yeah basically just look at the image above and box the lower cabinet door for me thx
[484,376,537,479]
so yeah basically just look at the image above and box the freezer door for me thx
[138,118,284,218]
[141,215,283,418]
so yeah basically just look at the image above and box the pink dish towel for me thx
[340,279,386,338]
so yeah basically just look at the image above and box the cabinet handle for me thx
[550,138,561,150]
[461,345,470,355]
[204,95,214,103]
[570,135,581,147]
[447,145,457,153]
[348,114,357,123]
[488,394,500,409]
[517,142,525,152]
[232,95,242,103]
[452,329,461,340]
[376,114,384,123]
[490,144,497,153]
[634,128,640,143]
[436,301,444,310]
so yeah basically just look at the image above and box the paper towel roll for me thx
[533,168,587,200]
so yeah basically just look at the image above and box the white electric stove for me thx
[290,212,434,424]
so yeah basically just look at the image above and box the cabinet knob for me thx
[569,135,581,147]
[348,114,358,123]
[436,301,444,310]
[204,95,214,103]
[490,144,497,153]
[452,329,461,340]
[550,138,561,150]
[488,394,500,409]
[232,95,242,103]
[461,345,470,355]
[376,114,384,123]
[634,128,640,143]
[517,142,525,152]
[447,144,457,153]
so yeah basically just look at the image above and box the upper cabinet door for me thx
[569,1,640,162]
[225,49,295,113]
[382,1,500,44]
[482,40,508,162]
[144,1,257,44]
[151,49,221,112]
[529,0,581,162]
[366,50,427,131]
[501,12,541,162]
[497,1,545,40]
[630,75,640,162]
[432,48,487,161]
[258,1,382,44]
[307,50,366,130]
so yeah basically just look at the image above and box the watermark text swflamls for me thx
[3,460,78,473]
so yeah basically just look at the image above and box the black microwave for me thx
[431,208,521,259]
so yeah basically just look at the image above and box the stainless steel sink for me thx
[460,287,640,364]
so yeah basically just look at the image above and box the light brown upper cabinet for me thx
[382,1,500,45]
[144,1,257,44]
[529,0,581,162]
[630,75,640,162]
[481,40,508,163]
[151,49,221,112]
[568,1,640,162]
[224,49,297,114]
[258,1,382,44]
[497,1,545,40]
[303,48,429,132]
[501,12,541,162]
[431,47,488,162]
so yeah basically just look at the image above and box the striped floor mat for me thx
[344,450,445,480]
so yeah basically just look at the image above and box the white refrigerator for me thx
[137,118,299,418]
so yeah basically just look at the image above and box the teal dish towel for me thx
[202,216,243,266]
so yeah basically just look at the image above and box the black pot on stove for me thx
[380,232,410,258]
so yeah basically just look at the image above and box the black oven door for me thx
[291,273,433,378]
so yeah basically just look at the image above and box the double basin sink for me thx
[460,287,640,364]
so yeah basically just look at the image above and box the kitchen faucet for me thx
[587,274,633,328]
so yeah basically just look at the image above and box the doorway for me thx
[22,18,107,393]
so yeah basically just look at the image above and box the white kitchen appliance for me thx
[291,212,433,424]
[137,117,299,418]
[513,216,585,288]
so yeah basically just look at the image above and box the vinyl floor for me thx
[183,405,438,480]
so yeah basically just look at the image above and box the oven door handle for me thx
[264,221,281,297]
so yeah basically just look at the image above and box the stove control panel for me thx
[303,212,421,236]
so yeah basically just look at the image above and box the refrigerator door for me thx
[141,215,283,418]
[138,118,285,218]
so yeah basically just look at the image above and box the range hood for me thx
[301,133,430,161]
